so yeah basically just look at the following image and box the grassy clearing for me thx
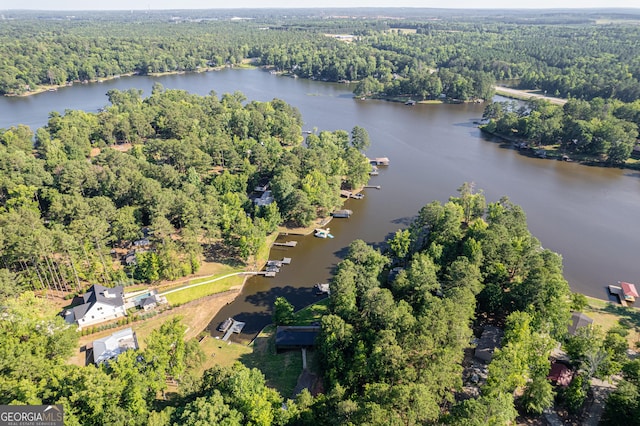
[294,298,330,325]
[199,336,254,370]
[583,296,640,348]
[164,273,244,306]
[240,327,304,398]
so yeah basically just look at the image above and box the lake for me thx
[2,68,639,341]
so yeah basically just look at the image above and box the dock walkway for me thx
[608,285,628,307]
[221,318,246,341]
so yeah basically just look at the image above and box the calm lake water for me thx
[2,69,639,341]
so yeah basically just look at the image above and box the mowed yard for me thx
[584,296,640,348]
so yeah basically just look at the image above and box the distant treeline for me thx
[1,13,640,103]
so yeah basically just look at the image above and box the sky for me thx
[4,0,639,11]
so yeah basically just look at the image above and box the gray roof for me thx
[68,284,125,323]
[568,312,593,336]
[141,295,158,308]
[93,328,138,364]
[475,326,504,363]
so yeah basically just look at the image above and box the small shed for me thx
[275,326,321,351]
[474,326,503,364]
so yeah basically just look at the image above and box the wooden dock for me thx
[273,241,297,247]
[368,157,389,166]
[608,285,628,307]
[364,185,381,189]
[340,191,365,199]
[332,209,353,218]
[221,318,246,341]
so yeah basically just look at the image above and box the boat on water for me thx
[314,228,334,238]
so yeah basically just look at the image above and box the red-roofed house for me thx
[620,282,639,303]
[548,362,573,387]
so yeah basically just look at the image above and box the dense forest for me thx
[2,8,640,425]
[2,186,635,424]
[1,10,640,104]
[0,86,370,295]
[481,97,640,164]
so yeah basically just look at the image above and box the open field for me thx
[494,86,567,105]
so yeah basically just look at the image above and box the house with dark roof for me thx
[64,284,127,329]
[92,328,138,364]
[275,326,321,351]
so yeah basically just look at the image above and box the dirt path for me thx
[494,86,568,105]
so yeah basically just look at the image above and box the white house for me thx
[92,328,138,364]
[64,284,127,329]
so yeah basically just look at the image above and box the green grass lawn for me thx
[294,298,330,325]
[240,327,305,398]
[163,272,245,306]
[190,298,331,397]
[583,296,640,349]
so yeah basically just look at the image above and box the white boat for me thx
[314,228,334,238]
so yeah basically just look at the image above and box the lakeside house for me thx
[275,326,322,351]
[91,328,138,365]
[64,284,127,329]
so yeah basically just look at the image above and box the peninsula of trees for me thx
[0,86,370,295]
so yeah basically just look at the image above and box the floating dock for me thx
[273,241,298,247]
[218,317,233,332]
[332,209,353,218]
[369,157,390,166]
[315,283,330,295]
[339,191,365,199]
[267,257,292,268]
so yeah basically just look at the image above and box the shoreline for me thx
[479,126,640,170]
[2,65,241,98]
